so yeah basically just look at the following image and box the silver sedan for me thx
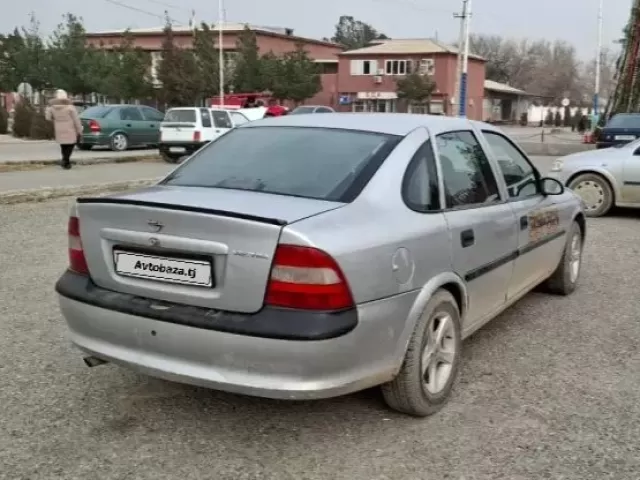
[55,113,585,417]
[548,139,640,217]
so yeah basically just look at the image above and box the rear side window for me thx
[164,109,197,123]
[162,126,401,202]
[200,108,212,127]
[290,106,315,115]
[211,110,232,128]
[141,106,165,122]
[402,140,440,212]
[80,106,113,118]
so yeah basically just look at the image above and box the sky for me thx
[0,0,631,59]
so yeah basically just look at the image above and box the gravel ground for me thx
[1,198,639,480]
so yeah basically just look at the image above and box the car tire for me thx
[160,151,182,164]
[381,289,462,417]
[110,133,129,152]
[542,221,583,296]
[568,173,613,217]
[77,144,92,151]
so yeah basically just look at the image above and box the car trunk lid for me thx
[75,185,344,313]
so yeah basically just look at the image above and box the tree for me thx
[192,22,219,100]
[104,31,153,101]
[267,43,321,104]
[156,16,200,107]
[330,15,388,50]
[48,14,98,98]
[12,98,34,138]
[0,29,27,92]
[232,25,264,92]
[396,72,436,112]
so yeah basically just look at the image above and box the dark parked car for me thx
[77,105,165,152]
[596,113,640,149]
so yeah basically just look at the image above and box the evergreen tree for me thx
[232,25,263,92]
[279,43,322,104]
[48,14,98,97]
[193,22,219,101]
[396,72,436,112]
[157,16,200,107]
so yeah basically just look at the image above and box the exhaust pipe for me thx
[83,356,108,368]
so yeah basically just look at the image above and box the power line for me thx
[101,0,184,24]
[138,0,193,14]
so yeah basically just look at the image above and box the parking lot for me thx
[1,194,639,479]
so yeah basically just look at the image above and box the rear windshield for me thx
[606,115,640,129]
[162,126,400,202]
[80,106,113,118]
[290,106,315,115]
[164,109,197,123]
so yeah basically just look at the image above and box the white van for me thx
[159,107,251,163]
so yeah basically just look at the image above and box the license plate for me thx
[113,250,213,287]
[615,135,635,140]
[169,147,185,153]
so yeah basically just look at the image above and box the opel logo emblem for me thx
[149,237,160,246]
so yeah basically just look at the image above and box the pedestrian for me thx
[577,115,586,134]
[45,89,82,170]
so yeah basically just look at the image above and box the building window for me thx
[350,59,377,75]
[385,59,413,75]
[418,58,435,76]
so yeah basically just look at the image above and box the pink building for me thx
[85,23,342,106]
[334,39,486,119]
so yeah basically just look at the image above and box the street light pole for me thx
[593,0,603,117]
[458,0,471,117]
[452,1,467,116]
[218,0,225,108]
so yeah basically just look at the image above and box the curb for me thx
[519,142,594,157]
[0,178,161,205]
[0,154,161,167]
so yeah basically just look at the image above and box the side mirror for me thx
[540,177,564,195]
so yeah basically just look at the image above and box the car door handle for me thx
[460,229,475,248]
[126,123,132,127]
[149,124,155,127]
[520,216,528,230]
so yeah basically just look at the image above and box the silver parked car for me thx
[289,105,335,114]
[55,113,586,417]
[548,138,640,217]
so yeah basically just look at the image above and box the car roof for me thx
[242,112,497,136]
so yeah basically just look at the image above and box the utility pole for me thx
[593,0,604,118]
[452,1,467,117]
[459,0,472,117]
[218,0,225,108]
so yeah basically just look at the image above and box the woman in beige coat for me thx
[45,89,82,169]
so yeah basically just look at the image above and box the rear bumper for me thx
[55,271,412,399]
[159,142,207,157]
[80,133,110,146]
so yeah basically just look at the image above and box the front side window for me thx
[483,131,539,199]
[436,131,500,208]
[162,126,400,202]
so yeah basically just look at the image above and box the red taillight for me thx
[88,120,100,132]
[265,245,354,311]
[193,130,201,142]
[68,216,89,275]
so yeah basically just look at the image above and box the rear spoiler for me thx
[75,197,288,226]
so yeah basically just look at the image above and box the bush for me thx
[520,112,528,126]
[29,108,54,140]
[12,99,35,138]
[544,110,554,126]
[0,108,8,134]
